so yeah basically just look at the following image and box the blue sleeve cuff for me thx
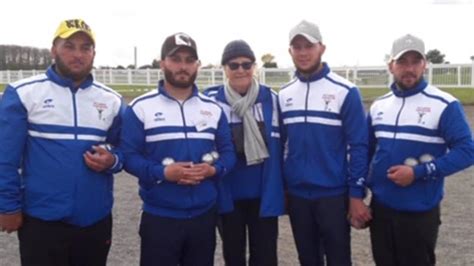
[349,187,366,199]
[413,162,437,181]
[106,154,123,173]
[213,163,227,178]
[153,164,166,183]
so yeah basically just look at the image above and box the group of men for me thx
[0,18,472,266]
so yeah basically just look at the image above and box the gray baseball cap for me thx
[390,34,425,61]
[289,20,322,44]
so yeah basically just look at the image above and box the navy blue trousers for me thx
[370,200,440,266]
[219,198,278,266]
[139,207,217,266]
[288,194,351,266]
[18,214,112,266]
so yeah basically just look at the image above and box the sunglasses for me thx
[227,61,254,71]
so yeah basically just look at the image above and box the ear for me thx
[320,43,326,54]
[160,59,165,69]
[388,61,394,74]
[50,45,57,59]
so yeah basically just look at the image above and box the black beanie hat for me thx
[221,40,256,65]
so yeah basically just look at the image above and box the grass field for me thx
[1,83,473,105]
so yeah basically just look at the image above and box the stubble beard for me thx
[54,56,93,83]
[163,68,197,89]
[295,58,322,77]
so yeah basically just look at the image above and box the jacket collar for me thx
[390,78,428,98]
[295,62,330,83]
[46,65,94,89]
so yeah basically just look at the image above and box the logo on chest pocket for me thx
[416,106,431,124]
[93,102,109,120]
[322,94,336,111]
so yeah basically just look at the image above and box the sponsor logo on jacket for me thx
[42,98,55,108]
[154,112,165,121]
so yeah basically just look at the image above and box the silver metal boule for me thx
[419,153,435,163]
[404,157,419,167]
[162,157,175,166]
[202,153,214,164]
[210,151,219,161]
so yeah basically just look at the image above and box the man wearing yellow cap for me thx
[0,19,124,266]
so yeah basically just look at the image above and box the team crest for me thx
[322,94,336,111]
[93,102,108,120]
[416,106,431,124]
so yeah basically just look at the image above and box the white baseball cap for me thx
[390,34,425,61]
[289,20,322,44]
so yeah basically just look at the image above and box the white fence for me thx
[1,63,473,89]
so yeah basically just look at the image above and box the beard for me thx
[54,56,93,82]
[395,73,423,90]
[295,58,322,76]
[163,68,197,89]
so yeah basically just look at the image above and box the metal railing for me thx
[1,63,473,89]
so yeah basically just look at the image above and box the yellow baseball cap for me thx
[53,19,95,44]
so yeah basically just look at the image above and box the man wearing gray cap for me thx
[367,34,474,266]
[120,32,236,266]
[278,20,371,265]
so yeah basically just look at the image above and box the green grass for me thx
[1,83,473,105]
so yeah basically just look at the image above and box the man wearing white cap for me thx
[367,34,474,266]
[278,20,372,265]
[0,19,124,265]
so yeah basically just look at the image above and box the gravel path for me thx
[1,106,473,266]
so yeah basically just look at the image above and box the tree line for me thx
[0,44,452,71]
[0,45,52,70]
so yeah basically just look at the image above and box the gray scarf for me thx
[224,78,269,165]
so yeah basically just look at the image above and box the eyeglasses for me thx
[227,61,254,71]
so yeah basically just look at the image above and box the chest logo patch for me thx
[416,106,431,124]
[93,102,108,120]
[322,94,336,111]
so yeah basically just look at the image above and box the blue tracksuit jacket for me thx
[0,66,124,226]
[121,80,236,218]
[278,63,369,199]
[368,79,474,211]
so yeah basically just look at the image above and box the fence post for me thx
[471,59,474,87]
[260,68,266,85]
[6,70,11,83]
[127,69,132,84]
[146,68,151,85]
[353,66,358,85]
[388,66,393,85]
[428,64,433,84]
[210,68,215,85]
[457,65,461,86]
[109,68,113,84]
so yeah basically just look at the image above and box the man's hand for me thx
[0,212,23,233]
[164,162,216,185]
[387,165,415,187]
[348,198,372,229]
[83,145,116,172]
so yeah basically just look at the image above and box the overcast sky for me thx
[2,0,473,68]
